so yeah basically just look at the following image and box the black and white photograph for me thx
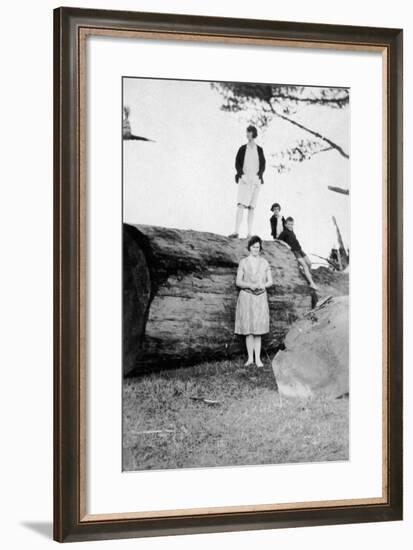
[122,76,350,472]
[1,0,407,546]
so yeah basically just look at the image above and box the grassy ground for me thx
[123,358,349,471]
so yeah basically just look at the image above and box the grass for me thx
[122,358,349,471]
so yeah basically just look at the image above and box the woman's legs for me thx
[244,335,264,367]
[253,336,263,367]
[245,334,254,365]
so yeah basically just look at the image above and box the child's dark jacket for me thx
[278,228,303,252]
[270,215,286,239]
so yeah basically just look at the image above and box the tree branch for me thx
[267,101,349,159]
[328,186,350,195]
[271,92,348,107]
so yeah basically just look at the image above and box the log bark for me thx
[124,224,315,376]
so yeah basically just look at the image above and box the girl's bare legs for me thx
[235,205,244,234]
[298,257,318,290]
[247,207,255,237]
[254,336,263,367]
[245,334,254,365]
[229,205,244,237]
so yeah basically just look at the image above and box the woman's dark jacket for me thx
[235,144,266,183]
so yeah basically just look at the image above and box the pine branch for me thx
[271,91,348,107]
[271,140,335,173]
[267,101,349,159]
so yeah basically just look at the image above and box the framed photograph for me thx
[53,7,403,542]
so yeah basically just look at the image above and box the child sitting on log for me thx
[278,217,318,291]
[270,202,286,240]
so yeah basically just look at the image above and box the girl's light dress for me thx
[234,256,270,335]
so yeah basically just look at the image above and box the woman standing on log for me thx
[228,125,266,239]
[235,236,273,367]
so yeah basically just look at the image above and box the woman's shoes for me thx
[244,358,264,367]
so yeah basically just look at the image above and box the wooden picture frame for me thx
[53,6,403,542]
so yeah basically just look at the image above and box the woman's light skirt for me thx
[234,289,269,335]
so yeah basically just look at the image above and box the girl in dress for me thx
[234,236,273,367]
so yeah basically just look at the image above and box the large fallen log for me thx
[123,224,314,376]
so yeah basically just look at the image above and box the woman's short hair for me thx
[247,235,263,251]
[246,125,258,138]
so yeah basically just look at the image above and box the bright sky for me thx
[123,78,350,260]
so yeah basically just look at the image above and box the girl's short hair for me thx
[285,216,294,223]
[247,235,263,251]
[246,125,258,138]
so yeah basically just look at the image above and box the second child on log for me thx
[234,236,273,367]
[278,217,319,291]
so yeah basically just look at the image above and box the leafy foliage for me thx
[212,83,349,122]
